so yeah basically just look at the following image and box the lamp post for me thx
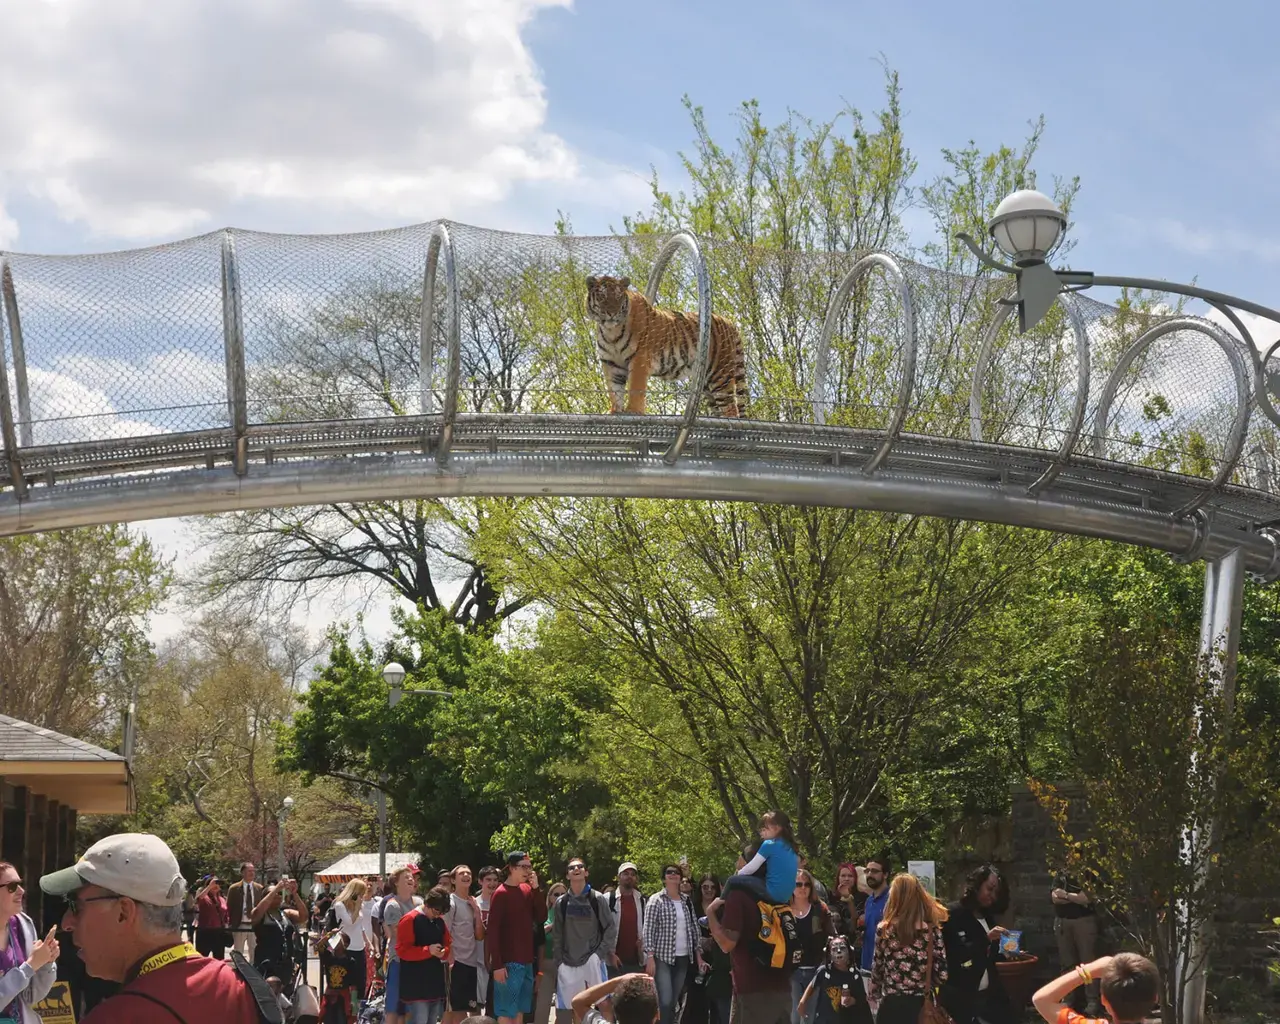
[959,192,1276,1024]
[956,189,1280,361]
[377,661,453,876]
[276,795,294,880]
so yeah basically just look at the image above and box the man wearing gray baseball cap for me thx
[41,833,273,1023]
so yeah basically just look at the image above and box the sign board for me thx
[32,980,77,1024]
[907,860,937,897]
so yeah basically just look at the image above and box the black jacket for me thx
[938,902,1012,1024]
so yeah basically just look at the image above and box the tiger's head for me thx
[585,275,631,324]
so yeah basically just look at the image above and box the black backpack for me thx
[747,899,803,970]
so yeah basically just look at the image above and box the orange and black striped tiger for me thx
[585,275,748,417]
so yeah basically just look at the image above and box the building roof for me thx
[0,714,126,763]
[315,852,420,882]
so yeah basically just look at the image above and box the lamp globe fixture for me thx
[988,189,1067,265]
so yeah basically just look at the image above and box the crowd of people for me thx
[0,811,1163,1024]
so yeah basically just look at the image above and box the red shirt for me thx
[616,895,640,963]
[485,882,543,970]
[196,892,228,930]
[83,951,258,1024]
[720,889,789,995]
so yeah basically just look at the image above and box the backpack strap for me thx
[230,949,286,1024]
[592,891,608,940]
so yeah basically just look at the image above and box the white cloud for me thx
[1133,216,1280,265]
[0,0,632,245]
[0,201,17,249]
[1204,304,1280,354]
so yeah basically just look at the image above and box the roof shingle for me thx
[0,714,126,763]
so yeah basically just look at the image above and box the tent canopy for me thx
[314,852,420,883]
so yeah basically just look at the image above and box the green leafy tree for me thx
[0,524,170,740]
[279,607,610,871]
[1030,546,1280,1023]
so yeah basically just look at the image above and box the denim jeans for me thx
[404,999,444,1024]
[710,992,733,1024]
[791,965,818,1023]
[654,955,691,1024]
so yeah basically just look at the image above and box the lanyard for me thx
[137,942,199,977]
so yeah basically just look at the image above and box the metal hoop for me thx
[221,232,249,476]
[970,290,1090,496]
[1093,316,1252,517]
[644,232,713,466]
[1,260,32,447]
[810,252,917,473]
[421,223,461,463]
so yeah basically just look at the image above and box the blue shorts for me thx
[492,961,534,1019]
[385,959,404,1013]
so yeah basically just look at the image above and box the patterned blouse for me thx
[868,923,948,1001]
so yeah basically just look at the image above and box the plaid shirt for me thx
[642,892,700,966]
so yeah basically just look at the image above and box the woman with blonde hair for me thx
[332,877,371,1011]
[868,873,949,1024]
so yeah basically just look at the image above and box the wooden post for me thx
[5,786,28,872]
[27,795,46,932]
[43,800,61,931]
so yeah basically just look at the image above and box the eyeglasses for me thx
[664,870,683,877]
[65,893,123,916]
[700,884,717,892]
[2,881,22,894]
[568,865,586,872]
[795,882,812,889]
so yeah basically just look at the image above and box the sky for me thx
[3,0,1280,642]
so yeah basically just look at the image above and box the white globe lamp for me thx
[988,190,1067,266]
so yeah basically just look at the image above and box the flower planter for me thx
[996,954,1040,1013]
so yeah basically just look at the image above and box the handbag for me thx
[918,926,956,1024]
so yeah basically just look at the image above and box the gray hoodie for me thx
[551,886,617,967]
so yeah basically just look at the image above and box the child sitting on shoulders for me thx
[722,809,801,905]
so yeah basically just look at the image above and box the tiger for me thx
[585,274,748,417]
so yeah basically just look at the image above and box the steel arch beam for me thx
[1093,316,1252,517]
[644,232,712,466]
[970,291,1090,496]
[2,452,1277,578]
[420,222,461,461]
[810,252,917,472]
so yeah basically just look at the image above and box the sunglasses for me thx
[795,882,812,889]
[2,881,22,894]
[701,884,718,892]
[664,870,683,877]
[568,865,586,872]
[65,893,122,916]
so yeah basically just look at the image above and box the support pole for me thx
[376,777,388,879]
[1179,546,1244,1024]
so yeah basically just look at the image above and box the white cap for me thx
[41,833,186,907]
[617,862,639,876]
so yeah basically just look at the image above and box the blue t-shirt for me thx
[860,888,889,970]
[759,838,800,903]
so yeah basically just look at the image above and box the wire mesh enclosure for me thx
[2,219,1279,560]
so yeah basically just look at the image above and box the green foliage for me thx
[0,524,170,741]
[279,606,612,873]
[1029,546,1280,1021]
